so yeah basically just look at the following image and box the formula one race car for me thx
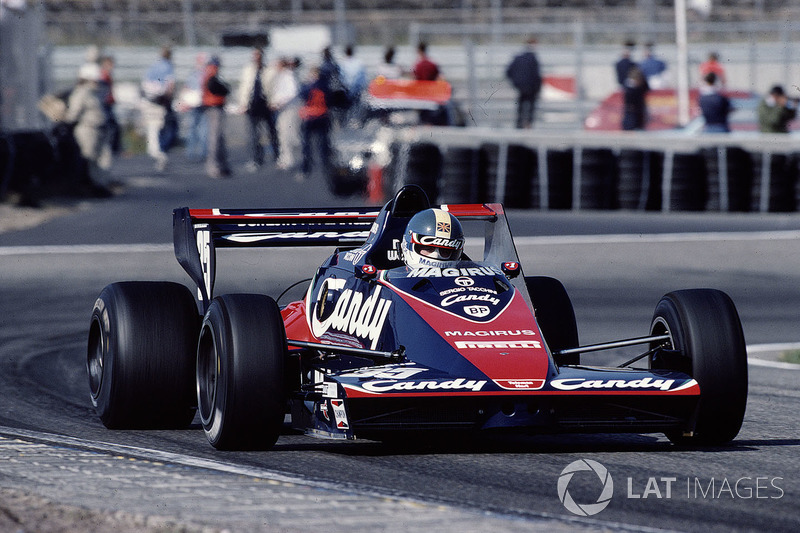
[87,185,748,450]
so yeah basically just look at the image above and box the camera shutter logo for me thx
[557,459,614,516]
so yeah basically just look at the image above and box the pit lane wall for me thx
[385,128,800,213]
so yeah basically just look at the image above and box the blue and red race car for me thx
[88,185,748,450]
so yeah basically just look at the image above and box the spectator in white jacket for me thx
[270,57,301,170]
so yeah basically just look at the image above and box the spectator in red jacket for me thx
[413,42,440,81]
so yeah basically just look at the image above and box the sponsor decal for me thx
[339,366,427,380]
[415,235,463,249]
[438,286,498,297]
[387,239,401,262]
[330,399,349,429]
[321,382,338,398]
[464,305,491,318]
[343,248,368,263]
[361,264,377,275]
[319,401,330,421]
[454,276,474,287]
[360,378,487,393]
[550,377,681,392]
[311,286,392,350]
[225,230,370,243]
[494,379,545,390]
[455,340,542,349]
[407,266,501,278]
[441,293,501,307]
[445,330,537,337]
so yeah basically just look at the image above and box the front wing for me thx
[290,364,700,440]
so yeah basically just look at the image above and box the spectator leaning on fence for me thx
[758,85,797,133]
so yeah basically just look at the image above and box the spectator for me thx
[65,63,109,192]
[621,65,649,131]
[698,72,732,133]
[758,85,797,133]
[615,40,636,87]
[639,42,667,89]
[339,44,368,120]
[298,66,332,182]
[271,57,301,171]
[319,47,347,110]
[97,55,120,157]
[202,56,231,178]
[505,36,543,129]
[178,52,209,163]
[237,47,279,172]
[140,46,175,172]
[699,52,726,88]
[413,42,440,81]
[375,46,403,79]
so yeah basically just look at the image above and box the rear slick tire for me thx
[197,294,287,450]
[650,289,747,445]
[87,281,199,429]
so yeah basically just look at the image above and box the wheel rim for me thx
[197,326,218,426]
[650,316,675,350]
[87,319,105,398]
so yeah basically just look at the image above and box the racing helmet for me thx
[401,208,464,268]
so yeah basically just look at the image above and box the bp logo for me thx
[557,459,614,516]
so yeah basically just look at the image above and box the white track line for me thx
[1,229,798,256]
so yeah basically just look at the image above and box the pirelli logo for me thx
[454,340,542,349]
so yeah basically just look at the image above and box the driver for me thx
[401,208,464,268]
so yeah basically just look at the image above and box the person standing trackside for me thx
[615,40,637,87]
[699,52,727,89]
[238,48,279,172]
[140,46,175,172]
[203,56,231,179]
[698,72,732,133]
[758,85,797,133]
[413,42,440,81]
[505,37,543,129]
[621,66,649,131]
[298,66,331,182]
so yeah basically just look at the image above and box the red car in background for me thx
[584,88,758,132]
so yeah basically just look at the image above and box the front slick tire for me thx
[651,289,747,445]
[87,281,199,429]
[197,294,287,450]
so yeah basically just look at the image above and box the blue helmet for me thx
[401,208,464,268]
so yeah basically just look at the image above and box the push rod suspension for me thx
[553,334,671,356]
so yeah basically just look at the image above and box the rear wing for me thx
[173,203,520,311]
[173,207,381,310]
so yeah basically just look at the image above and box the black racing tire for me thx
[87,281,199,429]
[525,276,580,366]
[197,294,287,450]
[650,289,747,445]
